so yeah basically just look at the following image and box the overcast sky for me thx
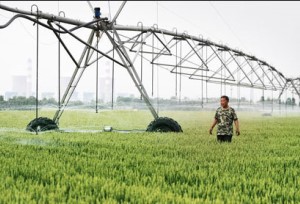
[0,1,299,102]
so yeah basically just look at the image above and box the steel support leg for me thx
[290,80,300,106]
[103,25,159,119]
[278,82,288,100]
[53,30,95,123]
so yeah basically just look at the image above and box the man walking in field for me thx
[209,95,240,142]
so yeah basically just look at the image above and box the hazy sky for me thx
[0,1,299,102]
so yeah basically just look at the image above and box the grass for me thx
[0,109,299,203]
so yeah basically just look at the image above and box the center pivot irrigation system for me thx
[0,2,299,133]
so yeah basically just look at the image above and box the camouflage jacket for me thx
[214,107,238,135]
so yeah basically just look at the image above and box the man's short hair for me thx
[221,95,229,102]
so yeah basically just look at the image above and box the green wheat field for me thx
[0,110,299,203]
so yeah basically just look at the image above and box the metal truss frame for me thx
[0,2,299,125]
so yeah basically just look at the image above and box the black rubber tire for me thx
[26,117,58,132]
[146,117,183,133]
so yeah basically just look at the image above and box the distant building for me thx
[60,76,71,95]
[12,75,27,97]
[42,92,55,99]
[70,91,79,101]
[83,92,95,102]
[117,92,136,98]
[9,59,33,98]
[59,64,113,102]
[99,77,112,103]
[4,91,17,100]
[98,66,112,103]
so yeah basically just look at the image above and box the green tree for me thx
[286,97,292,105]
[292,98,296,106]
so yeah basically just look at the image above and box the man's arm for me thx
[209,118,218,135]
[234,119,240,136]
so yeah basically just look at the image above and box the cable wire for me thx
[209,1,248,50]
[157,2,220,42]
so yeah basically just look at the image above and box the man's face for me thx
[220,98,228,108]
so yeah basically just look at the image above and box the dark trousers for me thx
[217,135,232,143]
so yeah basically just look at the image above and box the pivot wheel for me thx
[26,117,58,132]
[146,117,183,133]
